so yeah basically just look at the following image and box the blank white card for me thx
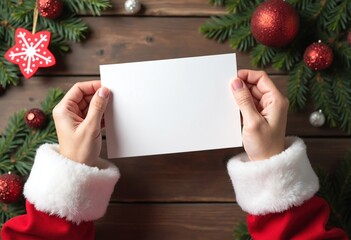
[100,53,242,158]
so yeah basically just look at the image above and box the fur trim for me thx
[23,144,120,224]
[227,137,319,215]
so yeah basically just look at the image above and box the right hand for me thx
[231,70,289,161]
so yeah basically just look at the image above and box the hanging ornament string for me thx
[32,5,39,34]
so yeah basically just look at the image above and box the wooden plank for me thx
[104,138,351,202]
[103,0,226,16]
[95,203,246,240]
[46,17,275,75]
[0,76,347,136]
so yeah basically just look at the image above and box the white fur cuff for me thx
[227,137,319,215]
[24,144,120,224]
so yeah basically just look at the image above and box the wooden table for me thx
[1,1,350,239]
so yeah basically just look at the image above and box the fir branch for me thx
[0,202,25,229]
[334,41,351,68]
[229,25,255,51]
[38,16,88,43]
[332,72,351,133]
[0,51,20,87]
[208,0,227,6]
[287,62,312,111]
[63,0,111,16]
[200,13,251,42]
[272,49,301,71]
[250,44,276,68]
[0,111,27,161]
[10,0,35,23]
[41,88,65,115]
[13,122,57,175]
[324,0,350,32]
[310,73,338,128]
[233,222,252,240]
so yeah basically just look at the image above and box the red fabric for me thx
[248,196,348,240]
[1,201,94,240]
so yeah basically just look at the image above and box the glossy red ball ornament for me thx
[0,173,23,204]
[303,42,333,71]
[251,0,299,48]
[25,108,47,129]
[37,0,63,19]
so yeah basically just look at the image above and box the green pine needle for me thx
[63,0,111,16]
[310,73,338,128]
[250,44,276,68]
[287,62,312,111]
[233,222,252,240]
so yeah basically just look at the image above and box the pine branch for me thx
[324,0,350,32]
[332,72,351,133]
[233,222,252,240]
[250,44,276,68]
[0,49,20,87]
[63,0,111,16]
[317,153,351,237]
[0,203,25,229]
[200,13,251,42]
[229,25,255,51]
[272,49,301,71]
[287,62,312,111]
[38,16,88,42]
[310,73,338,128]
[0,111,28,166]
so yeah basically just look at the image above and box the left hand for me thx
[53,81,110,167]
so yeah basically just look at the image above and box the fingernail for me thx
[232,79,243,91]
[98,87,110,98]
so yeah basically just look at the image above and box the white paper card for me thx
[100,53,242,158]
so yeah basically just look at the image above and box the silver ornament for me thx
[309,110,325,127]
[124,0,141,14]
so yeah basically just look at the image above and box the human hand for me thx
[53,81,110,167]
[231,70,289,161]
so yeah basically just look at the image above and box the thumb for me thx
[231,78,259,121]
[85,87,110,129]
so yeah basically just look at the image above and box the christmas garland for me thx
[0,0,111,91]
[201,0,351,132]
[0,88,64,228]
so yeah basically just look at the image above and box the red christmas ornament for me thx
[303,42,333,71]
[25,108,47,129]
[0,173,23,204]
[348,32,351,46]
[250,0,299,48]
[37,0,63,19]
[4,28,56,79]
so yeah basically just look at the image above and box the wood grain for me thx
[104,138,351,202]
[95,203,246,240]
[104,0,226,16]
[45,17,279,75]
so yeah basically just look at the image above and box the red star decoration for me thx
[5,28,56,79]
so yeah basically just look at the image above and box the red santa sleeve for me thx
[1,143,120,240]
[227,137,348,240]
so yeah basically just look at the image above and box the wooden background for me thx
[1,1,350,239]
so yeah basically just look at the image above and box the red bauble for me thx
[0,173,23,204]
[348,32,351,46]
[25,108,47,129]
[251,0,299,48]
[37,0,63,19]
[303,42,333,71]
